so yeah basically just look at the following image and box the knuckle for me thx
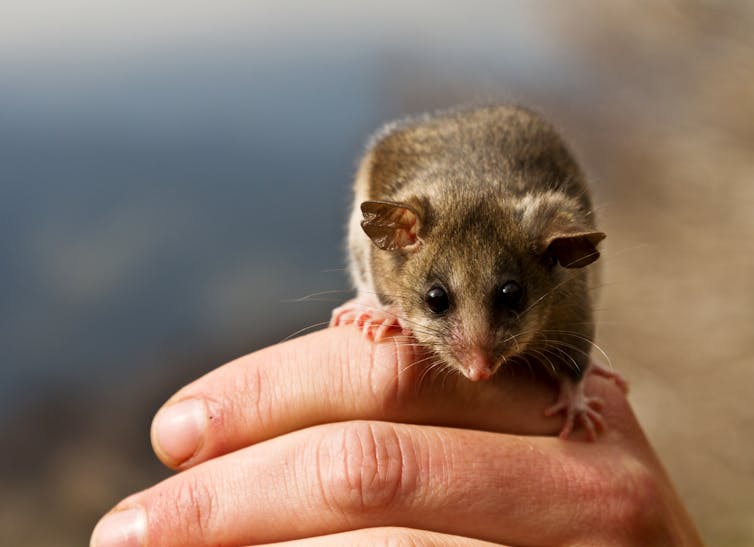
[233,357,272,434]
[165,475,216,541]
[365,528,441,547]
[316,421,418,517]
[615,463,668,541]
[578,458,668,543]
[247,361,271,429]
[364,335,417,413]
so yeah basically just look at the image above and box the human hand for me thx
[91,327,702,546]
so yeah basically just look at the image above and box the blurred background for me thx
[1,1,752,545]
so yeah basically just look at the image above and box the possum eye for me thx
[495,281,524,311]
[425,285,450,315]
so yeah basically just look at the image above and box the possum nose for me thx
[466,349,495,381]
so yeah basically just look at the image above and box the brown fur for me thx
[348,105,604,381]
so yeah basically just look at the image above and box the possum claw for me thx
[330,297,403,342]
[588,362,629,394]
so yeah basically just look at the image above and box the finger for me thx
[99,420,657,547]
[255,526,506,546]
[151,327,565,469]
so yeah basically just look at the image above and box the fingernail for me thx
[153,398,207,464]
[90,507,146,547]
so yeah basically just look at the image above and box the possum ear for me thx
[361,200,422,251]
[544,229,606,268]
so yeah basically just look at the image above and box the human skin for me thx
[90,327,703,546]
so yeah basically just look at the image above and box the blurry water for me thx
[0,50,379,414]
[0,4,564,420]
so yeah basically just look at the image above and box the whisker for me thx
[398,353,440,373]
[519,273,576,318]
[562,249,601,268]
[525,347,558,377]
[537,329,613,369]
[290,297,351,303]
[280,320,332,342]
[416,358,446,390]
[282,289,353,303]
[541,344,583,376]
[600,243,651,262]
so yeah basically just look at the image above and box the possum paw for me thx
[330,298,405,342]
[545,378,605,441]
